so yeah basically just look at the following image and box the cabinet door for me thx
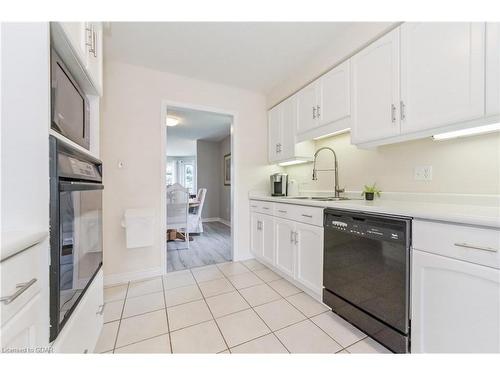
[296,82,319,135]
[1,293,43,351]
[400,23,485,133]
[274,218,296,278]
[261,214,275,265]
[486,22,500,116]
[412,250,500,353]
[250,212,264,259]
[295,223,324,294]
[85,22,103,95]
[59,22,86,63]
[318,60,350,127]
[268,106,281,163]
[351,28,400,144]
[280,96,298,161]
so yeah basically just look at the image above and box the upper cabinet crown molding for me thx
[51,22,103,97]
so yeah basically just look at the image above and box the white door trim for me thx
[160,100,236,275]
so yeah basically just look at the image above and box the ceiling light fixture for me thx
[166,116,180,127]
[432,123,500,141]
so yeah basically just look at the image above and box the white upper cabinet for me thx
[296,61,351,141]
[486,22,500,116]
[267,95,314,164]
[84,22,103,95]
[268,106,281,163]
[54,22,103,96]
[400,22,485,134]
[351,28,401,144]
[318,60,351,128]
[297,82,319,135]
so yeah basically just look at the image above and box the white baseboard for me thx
[202,217,231,227]
[104,267,164,287]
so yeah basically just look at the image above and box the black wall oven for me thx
[323,209,411,353]
[49,136,103,342]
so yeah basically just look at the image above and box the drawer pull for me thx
[96,304,105,315]
[0,278,37,305]
[301,214,313,218]
[262,207,270,210]
[250,205,257,208]
[278,210,287,213]
[454,243,498,253]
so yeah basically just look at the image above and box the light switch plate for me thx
[414,165,432,181]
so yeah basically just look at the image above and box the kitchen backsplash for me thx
[283,131,500,195]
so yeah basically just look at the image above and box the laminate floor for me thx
[167,221,232,272]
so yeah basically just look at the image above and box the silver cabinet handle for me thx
[454,242,498,253]
[316,105,321,118]
[278,210,287,213]
[294,231,299,245]
[301,214,313,218]
[400,101,406,121]
[96,304,104,315]
[275,144,279,153]
[250,205,258,208]
[290,230,295,243]
[262,207,270,210]
[0,278,37,305]
[257,221,262,230]
[92,29,97,58]
[312,106,316,119]
[391,104,396,123]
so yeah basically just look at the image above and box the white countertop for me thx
[249,193,500,229]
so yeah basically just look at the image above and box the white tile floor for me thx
[97,260,391,354]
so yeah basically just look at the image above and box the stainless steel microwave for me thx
[51,49,90,150]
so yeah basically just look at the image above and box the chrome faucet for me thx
[312,147,345,198]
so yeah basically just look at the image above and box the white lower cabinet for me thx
[250,200,324,297]
[412,249,500,353]
[295,223,324,294]
[51,269,104,353]
[274,217,296,278]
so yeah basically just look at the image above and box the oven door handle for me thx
[59,181,104,191]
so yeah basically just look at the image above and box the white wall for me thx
[285,131,500,195]
[166,134,197,156]
[196,139,222,219]
[101,61,279,283]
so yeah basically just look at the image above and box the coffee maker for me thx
[270,173,288,196]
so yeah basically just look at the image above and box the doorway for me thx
[162,104,234,272]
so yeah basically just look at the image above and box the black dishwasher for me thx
[323,209,411,353]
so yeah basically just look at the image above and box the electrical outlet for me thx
[414,166,433,181]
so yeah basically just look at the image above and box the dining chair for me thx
[166,183,189,248]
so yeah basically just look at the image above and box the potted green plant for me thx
[361,183,381,201]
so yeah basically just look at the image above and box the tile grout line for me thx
[218,262,292,353]
[111,281,129,353]
[160,276,174,354]
[187,267,231,353]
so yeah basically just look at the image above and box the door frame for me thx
[160,99,237,274]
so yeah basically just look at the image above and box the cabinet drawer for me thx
[1,242,43,325]
[289,205,324,227]
[273,203,295,220]
[249,200,274,214]
[413,220,500,269]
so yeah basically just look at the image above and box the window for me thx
[184,163,195,193]
[166,157,196,194]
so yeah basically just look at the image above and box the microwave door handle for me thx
[59,181,104,191]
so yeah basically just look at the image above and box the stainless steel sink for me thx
[288,196,361,201]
